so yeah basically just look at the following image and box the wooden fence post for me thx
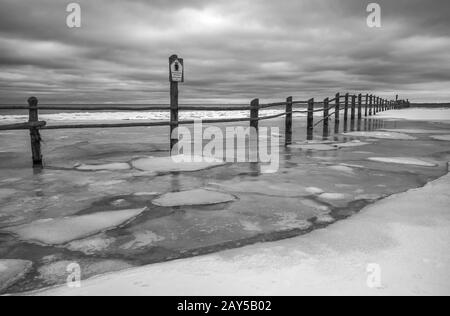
[369,95,373,115]
[307,98,314,140]
[351,95,356,121]
[374,97,378,114]
[335,93,340,125]
[250,98,259,132]
[169,55,180,152]
[323,98,329,128]
[358,94,362,119]
[365,94,369,117]
[285,96,293,146]
[344,93,349,121]
[28,97,42,168]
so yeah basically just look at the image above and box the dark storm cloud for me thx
[0,0,449,103]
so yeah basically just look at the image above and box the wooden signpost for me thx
[169,54,184,152]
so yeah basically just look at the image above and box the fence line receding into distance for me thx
[0,94,410,168]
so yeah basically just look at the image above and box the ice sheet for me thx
[0,260,33,293]
[152,189,236,207]
[5,208,146,245]
[131,155,226,173]
[344,131,417,140]
[431,135,450,141]
[368,157,438,167]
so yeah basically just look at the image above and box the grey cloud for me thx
[0,0,449,103]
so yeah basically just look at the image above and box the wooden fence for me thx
[0,94,410,168]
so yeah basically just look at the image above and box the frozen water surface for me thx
[5,208,146,245]
[0,259,32,292]
[431,135,450,141]
[1,111,450,293]
[152,189,236,207]
[368,157,438,167]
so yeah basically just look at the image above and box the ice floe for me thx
[377,108,450,122]
[0,259,33,293]
[4,208,146,245]
[431,135,450,141]
[275,213,312,230]
[211,181,312,197]
[344,131,417,140]
[381,129,449,134]
[76,162,131,171]
[66,235,116,255]
[315,215,335,225]
[368,157,437,167]
[334,141,371,148]
[239,220,263,232]
[328,165,355,174]
[305,187,325,195]
[131,155,225,173]
[133,192,160,196]
[37,260,133,285]
[120,231,165,250]
[319,193,348,200]
[152,189,236,207]
[289,143,338,151]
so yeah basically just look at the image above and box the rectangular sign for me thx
[170,57,184,83]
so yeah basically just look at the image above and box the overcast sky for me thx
[0,0,449,104]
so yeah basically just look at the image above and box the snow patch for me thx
[5,208,146,245]
[152,189,236,207]
[368,157,437,167]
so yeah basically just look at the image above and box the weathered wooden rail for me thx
[0,94,410,168]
